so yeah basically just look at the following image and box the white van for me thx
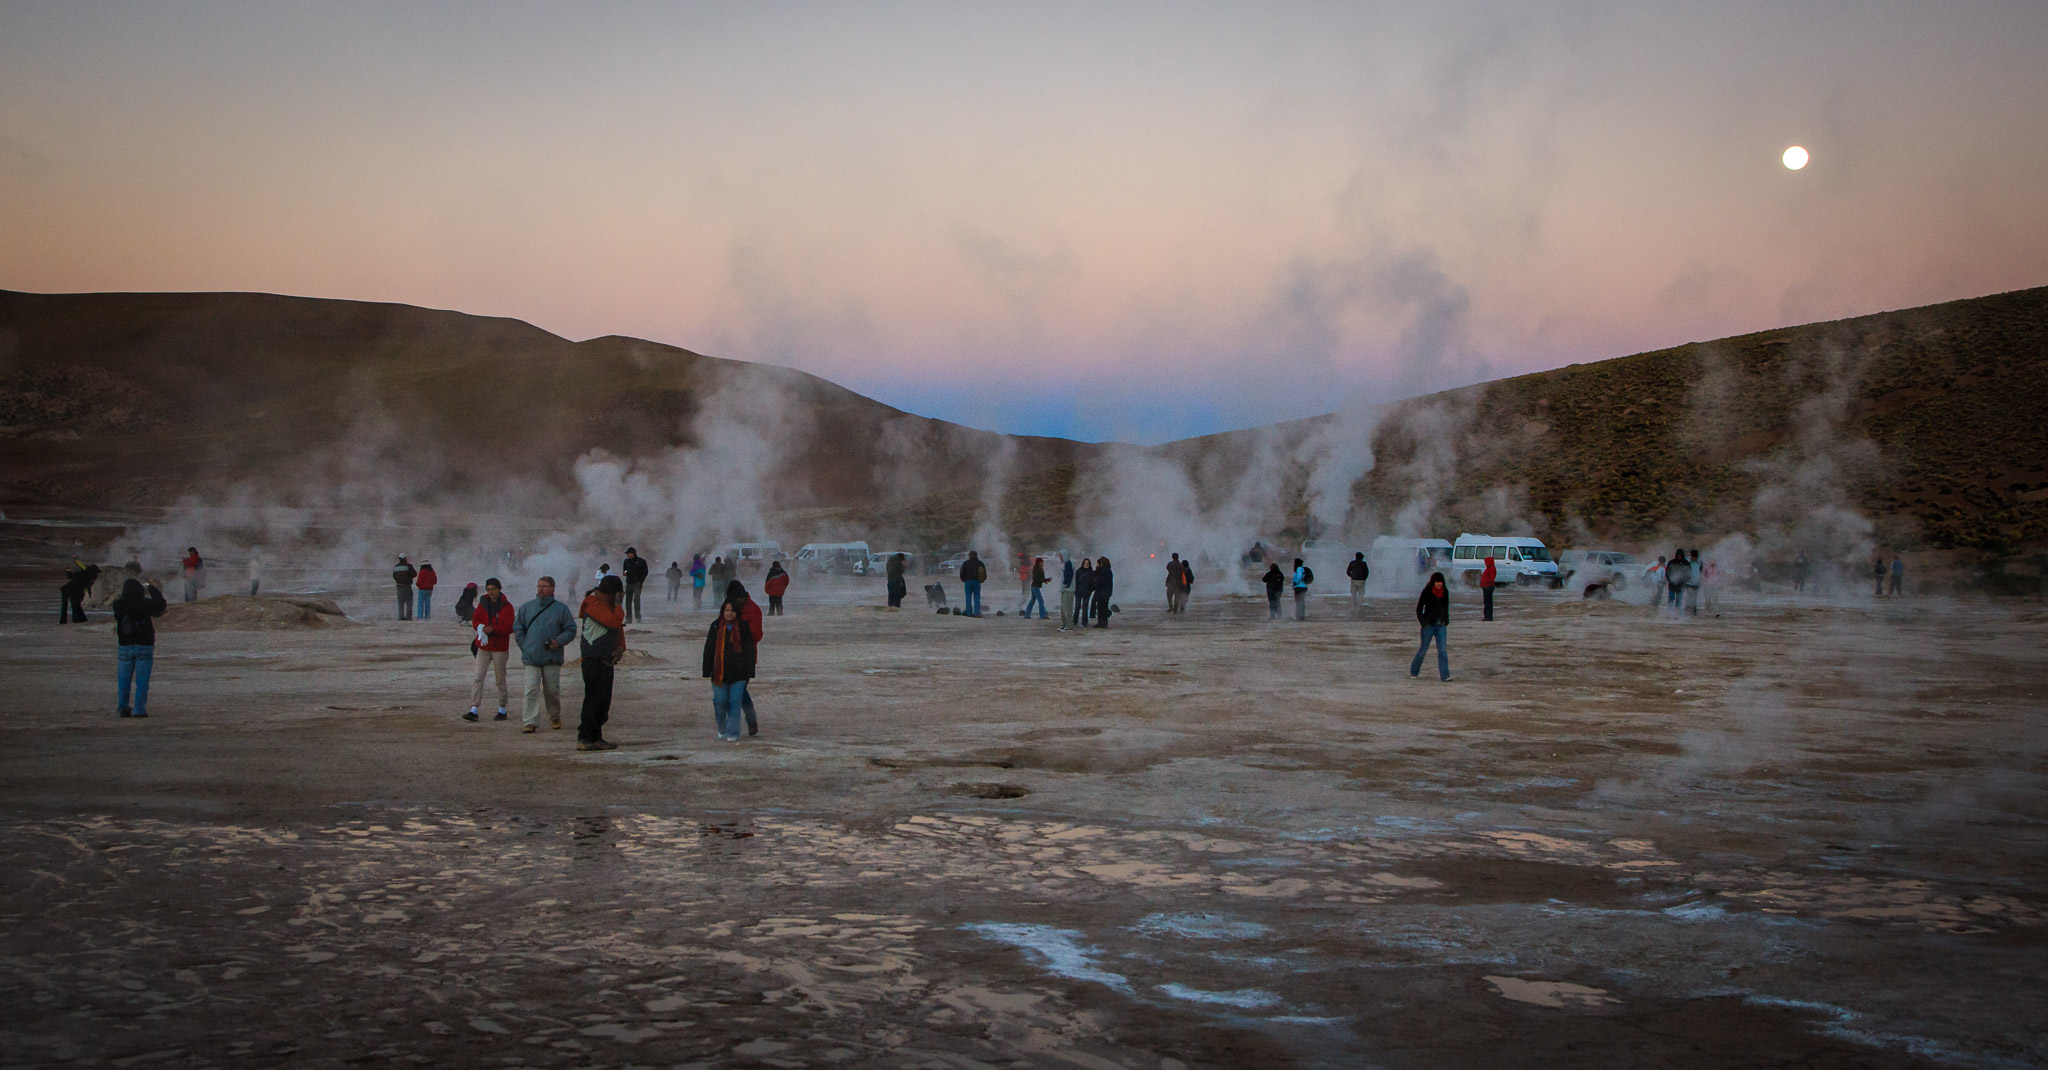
[795,541,872,574]
[1369,536,1453,578]
[1450,534,1561,587]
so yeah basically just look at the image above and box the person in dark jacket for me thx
[1346,552,1370,611]
[1072,559,1095,628]
[725,579,766,735]
[960,551,986,617]
[453,582,478,631]
[111,577,167,717]
[1090,557,1114,628]
[763,561,790,615]
[1262,562,1285,620]
[666,561,684,602]
[702,599,759,742]
[1410,572,1452,681]
[392,556,418,621]
[60,560,100,624]
[1177,557,1196,613]
[1791,549,1810,593]
[1165,553,1183,613]
[886,553,907,607]
[621,548,649,624]
[1026,557,1049,619]
[576,575,626,751]
[1664,548,1691,611]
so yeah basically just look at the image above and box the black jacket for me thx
[1074,566,1095,601]
[1263,566,1285,596]
[622,556,649,583]
[962,557,986,583]
[1347,558,1369,581]
[111,579,167,647]
[393,563,418,588]
[701,618,757,682]
[1415,579,1450,627]
[1091,565,1114,603]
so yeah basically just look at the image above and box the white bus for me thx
[1449,534,1561,587]
[795,541,872,574]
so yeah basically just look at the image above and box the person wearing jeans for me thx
[702,600,758,741]
[959,551,986,617]
[1025,557,1049,619]
[1410,572,1452,682]
[414,562,437,621]
[111,578,167,717]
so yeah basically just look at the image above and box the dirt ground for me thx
[3,561,2045,1069]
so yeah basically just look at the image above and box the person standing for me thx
[1685,550,1703,614]
[1703,557,1722,616]
[1178,556,1197,614]
[1890,553,1905,596]
[60,559,98,624]
[1057,554,1076,629]
[1792,550,1811,593]
[182,547,205,603]
[1291,557,1312,621]
[1017,555,1033,613]
[886,552,907,608]
[512,576,577,734]
[1165,553,1184,613]
[392,555,418,621]
[1072,557,1096,629]
[465,578,515,722]
[961,551,986,617]
[111,577,167,717]
[414,561,438,621]
[1091,557,1114,628]
[1025,556,1049,619]
[1664,549,1691,612]
[1479,555,1497,621]
[763,560,790,616]
[575,575,626,751]
[702,599,758,742]
[1872,555,1888,598]
[666,561,684,602]
[725,579,766,735]
[1410,572,1453,682]
[1347,552,1370,610]
[1263,561,1285,620]
[707,556,730,593]
[691,554,708,610]
[621,548,649,624]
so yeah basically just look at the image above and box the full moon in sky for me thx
[1783,145,1810,170]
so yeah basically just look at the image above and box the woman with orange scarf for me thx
[701,599,758,742]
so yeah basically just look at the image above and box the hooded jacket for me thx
[111,578,167,647]
[472,593,516,653]
[415,565,438,591]
[764,565,790,597]
[725,580,764,641]
[1480,558,1496,588]
[1347,556,1369,582]
[1263,564,1285,596]
[1416,574,1451,627]
[453,583,478,622]
[702,614,758,683]
[1091,562,1114,604]
[513,594,577,667]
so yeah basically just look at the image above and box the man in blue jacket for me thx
[512,576,579,734]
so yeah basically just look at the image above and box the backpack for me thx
[1301,566,1314,585]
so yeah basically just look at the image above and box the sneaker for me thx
[1409,672,1419,679]
[522,725,537,734]
[1441,676,1454,682]
[493,710,508,721]
[462,711,480,722]
[118,707,132,718]
[576,739,603,751]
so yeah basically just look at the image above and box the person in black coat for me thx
[1262,562,1285,621]
[1090,557,1114,628]
[1072,560,1096,628]
[702,599,758,741]
[60,561,100,624]
[111,577,167,717]
[1410,572,1452,681]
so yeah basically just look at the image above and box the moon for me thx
[1782,145,1809,170]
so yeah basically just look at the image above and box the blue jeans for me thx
[416,589,432,620]
[712,680,750,739]
[118,645,155,715]
[1410,625,1449,680]
[963,580,982,616]
[1667,584,1682,608]
[1024,588,1047,618]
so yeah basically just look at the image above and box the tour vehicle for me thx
[1559,549,1639,590]
[794,541,872,575]
[1449,534,1561,587]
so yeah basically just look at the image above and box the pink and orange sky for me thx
[4,2,2045,442]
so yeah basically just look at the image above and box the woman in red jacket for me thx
[414,562,438,621]
[763,561,790,616]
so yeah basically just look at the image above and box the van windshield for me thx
[1520,547,1552,562]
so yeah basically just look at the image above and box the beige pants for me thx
[471,649,509,711]
[522,663,561,726]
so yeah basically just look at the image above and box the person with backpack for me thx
[690,554,708,610]
[886,552,907,608]
[1291,557,1313,620]
[181,547,205,602]
[465,578,515,722]
[1410,572,1453,682]
[1070,556,1093,630]
[1025,556,1049,619]
[512,575,577,734]
[960,551,986,617]
[621,548,649,624]
[392,555,418,621]
[414,561,438,621]
[763,560,790,616]
[1176,556,1196,613]
[666,561,684,602]
[111,577,167,718]
[1263,561,1285,620]
[576,575,626,751]
[1480,555,1497,621]
[1090,557,1114,628]
[702,598,759,742]
[1347,552,1370,609]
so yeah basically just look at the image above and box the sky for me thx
[3,2,2045,443]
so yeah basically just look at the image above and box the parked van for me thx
[1559,549,1639,590]
[1450,534,1560,587]
[795,541,872,575]
[1369,536,1454,578]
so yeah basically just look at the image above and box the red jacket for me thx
[1480,558,1497,588]
[736,595,763,642]
[472,596,515,652]
[415,566,438,592]
[764,572,789,597]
